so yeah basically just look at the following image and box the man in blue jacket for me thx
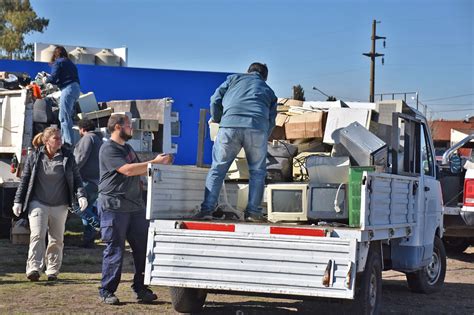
[195,62,277,222]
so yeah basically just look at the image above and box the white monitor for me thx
[267,183,309,223]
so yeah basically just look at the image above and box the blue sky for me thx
[27,0,473,119]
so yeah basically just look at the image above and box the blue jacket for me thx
[210,72,277,134]
[46,57,80,89]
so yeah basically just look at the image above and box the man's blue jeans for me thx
[98,207,149,295]
[59,82,80,145]
[201,127,267,215]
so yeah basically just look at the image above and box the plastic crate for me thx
[348,166,375,227]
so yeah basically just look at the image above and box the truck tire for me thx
[352,244,382,315]
[443,237,469,255]
[406,236,446,293]
[169,287,207,314]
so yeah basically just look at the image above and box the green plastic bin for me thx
[348,166,375,227]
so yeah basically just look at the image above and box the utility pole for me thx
[363,20,386,102]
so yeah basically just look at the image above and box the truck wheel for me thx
[443,237,469,255]
[406,236,446,293]
[353,245,382,315]
[169,287,207,314]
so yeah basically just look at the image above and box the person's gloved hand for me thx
[41,76,48,84]
[12,203,22,217]
[78,197,88,211]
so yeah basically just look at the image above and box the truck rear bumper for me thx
[145,220,358,299]
[461,210,474,226]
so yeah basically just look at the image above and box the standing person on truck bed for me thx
[12,127,88,282]
[194,62,277,222]
[43,46,81,147]
[74,118,103,248]
[97,114,173,305]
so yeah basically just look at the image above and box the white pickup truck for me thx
[144,110,445,315]
[440,133,474,254]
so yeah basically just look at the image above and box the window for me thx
[420,124,434,176]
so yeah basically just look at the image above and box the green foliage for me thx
[292,84,305,101]
[0,0,49,60]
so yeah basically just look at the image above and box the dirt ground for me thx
[0,233,473,315]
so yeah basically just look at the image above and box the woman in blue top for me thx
[44,46,81,146]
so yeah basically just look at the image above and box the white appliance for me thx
[267,183,309,223]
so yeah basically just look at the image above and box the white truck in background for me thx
[0,89,34,233]
[439,133,474,254]
[144,109,446,315]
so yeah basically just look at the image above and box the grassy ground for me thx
[1,215,473,314]
[0,215,176,314]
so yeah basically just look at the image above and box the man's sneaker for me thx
[135,286,158,303]
[47,274,57,281]
[26,271,40,282]
[244,212,265,222]
[99,291,120,305]
[192,211,214,220]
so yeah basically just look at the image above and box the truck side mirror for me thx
[449,154,462,174]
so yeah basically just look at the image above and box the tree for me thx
[292,84,305,101]
[0,0,49,60]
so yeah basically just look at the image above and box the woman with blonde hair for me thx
[12,127,88,281]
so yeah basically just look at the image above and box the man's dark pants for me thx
[98,206,149,296]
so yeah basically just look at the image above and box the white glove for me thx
[78,197,88,212]
[12,203,22,217]
[42,76,48,84]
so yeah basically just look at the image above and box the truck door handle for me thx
[424,187,430,192]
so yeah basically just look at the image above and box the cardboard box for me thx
[268,113,288,140]
[284,112,325,139]
[106,98,172,121]
[277,98,304,107]
[292,139,327,153]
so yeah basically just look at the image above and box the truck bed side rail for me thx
[361,172,417,231]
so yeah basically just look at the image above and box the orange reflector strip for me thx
[181,222,235,232]
[270,226,326,237]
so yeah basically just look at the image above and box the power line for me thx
[428,108,473,113]
[424,103,473,106]
[422,93,474,102]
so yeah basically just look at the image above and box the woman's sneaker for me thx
[135,286,158,303]
[26,271,40,282]
[47,274,58,281]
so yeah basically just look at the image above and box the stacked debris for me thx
[0,71,31,90]
[219,98,415,224]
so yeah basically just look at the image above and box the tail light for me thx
[464,179,474,206]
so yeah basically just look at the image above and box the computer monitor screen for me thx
[271,190,303,213]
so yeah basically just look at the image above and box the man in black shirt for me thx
[98,114,172,305]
